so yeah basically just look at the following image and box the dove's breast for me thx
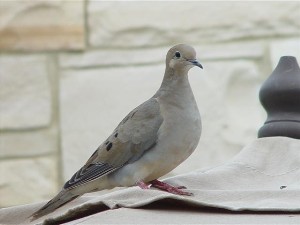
[109,79,201,186]
[145,91,201,179]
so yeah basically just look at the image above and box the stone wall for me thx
[0,1,299,207]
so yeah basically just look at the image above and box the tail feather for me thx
[30,190,80,221]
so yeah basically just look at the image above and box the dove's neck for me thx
[154,67,193,100]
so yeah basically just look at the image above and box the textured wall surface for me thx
[0,1,299,207]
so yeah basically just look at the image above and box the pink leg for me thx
[150,179,193,196]
[137,180,150,189]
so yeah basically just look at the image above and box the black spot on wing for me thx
[64,162,117,189]
[106,142,113,151]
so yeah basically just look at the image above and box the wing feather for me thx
[64,162,117,189]
[63,98,163,190]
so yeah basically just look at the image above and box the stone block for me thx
[59,47,168,69]
[0,1,85,51]
[0,125,57,158]
[59,42,264,69]
[59,60,265,180]
[0,55,51,129]
[0,157,58,207]
[200,42,265,61]
[88,2,300,48]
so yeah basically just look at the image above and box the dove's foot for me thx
[149,179,193,196]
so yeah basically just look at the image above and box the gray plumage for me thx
[31,44,203,221]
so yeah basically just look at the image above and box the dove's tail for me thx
[30,190,80,221]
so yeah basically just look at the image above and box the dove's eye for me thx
[175,51,181,58]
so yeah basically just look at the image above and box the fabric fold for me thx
[0,137,299,225]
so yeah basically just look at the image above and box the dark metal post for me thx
[258,56,300,139]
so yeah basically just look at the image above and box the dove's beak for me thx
[188,59,203,69]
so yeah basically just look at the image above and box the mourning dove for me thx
[31,44,203,220]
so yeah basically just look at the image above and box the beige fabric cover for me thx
[0,137,299,224]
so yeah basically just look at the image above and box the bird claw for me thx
[176,185,187,189]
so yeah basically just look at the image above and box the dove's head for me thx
[166,44,203,74]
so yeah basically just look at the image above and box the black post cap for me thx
[258,56,300,139]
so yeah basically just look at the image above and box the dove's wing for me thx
[63,98,163,190]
